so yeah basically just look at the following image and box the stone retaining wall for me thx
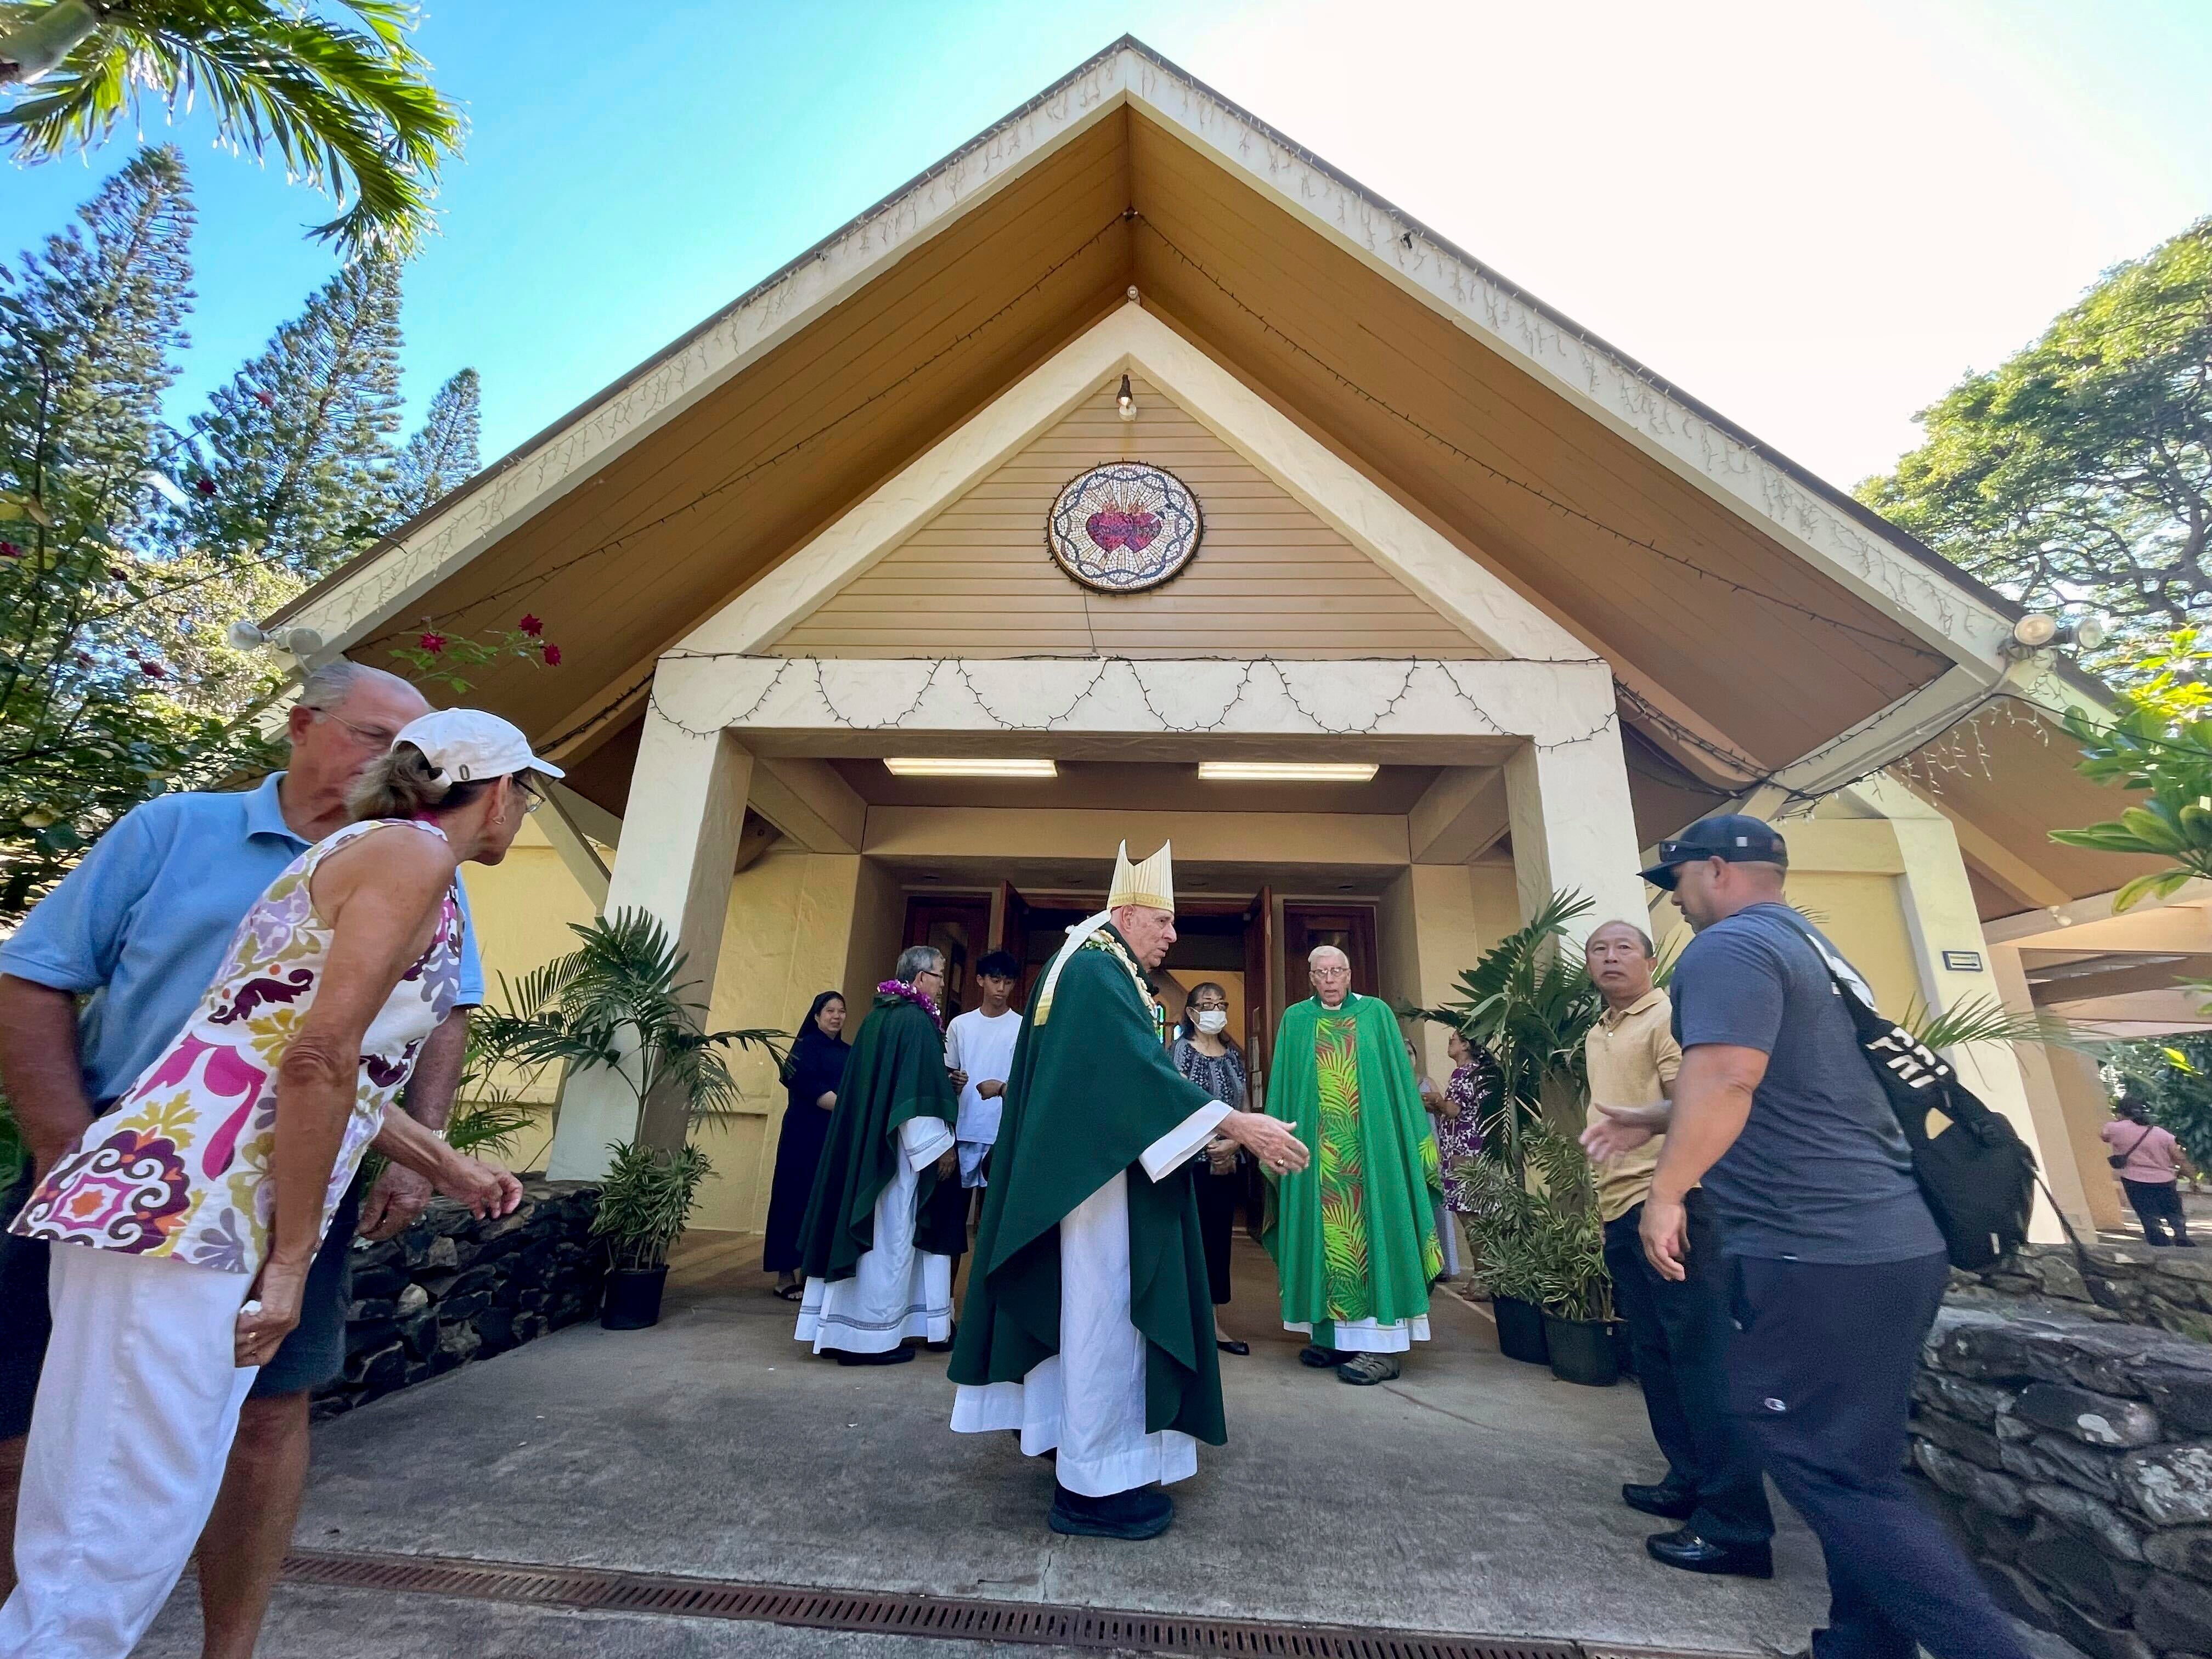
[1914,1302,2212,1658]
[311,1178,604,1421]
[1955,1243,2212,1344]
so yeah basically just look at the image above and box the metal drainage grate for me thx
[280,1549,1751,1659]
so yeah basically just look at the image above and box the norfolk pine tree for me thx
[391,365,479,521]
[0,144,280,915]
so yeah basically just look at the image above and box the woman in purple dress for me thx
[1434,1030,1496,1217]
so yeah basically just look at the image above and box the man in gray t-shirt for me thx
[1635,816,2023,1659]
[1670,903,1943,1266]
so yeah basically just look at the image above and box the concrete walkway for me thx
[145,1236,1836,1657]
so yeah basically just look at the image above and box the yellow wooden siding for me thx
[769,376,1492,659]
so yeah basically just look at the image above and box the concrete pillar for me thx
[1876,788,2077,1243]
[546,705,754,1178]
[1987,944,2115,1234]
[1502,729,1647,935]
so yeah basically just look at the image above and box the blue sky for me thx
[5,0,2210,492]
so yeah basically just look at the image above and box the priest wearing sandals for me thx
[792,946,963,1366]
[1263,944,1445,1385]
[950,842,1310,1541]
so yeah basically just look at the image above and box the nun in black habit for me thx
[764,990,850,1299]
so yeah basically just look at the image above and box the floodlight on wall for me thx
[2007,612,2110,655]
[884,758,1058,778]
[226,620,324,657]
[1116,373,1137,423]
[1197,761,1379,783]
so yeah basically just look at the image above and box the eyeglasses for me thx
[311,708,401,747]
[514,780,544,815]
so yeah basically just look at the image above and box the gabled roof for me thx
[273,36,2060,821]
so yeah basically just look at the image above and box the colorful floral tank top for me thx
[12,819,464,1275]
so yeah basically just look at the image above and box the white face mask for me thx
[1193,1008,1228,1034]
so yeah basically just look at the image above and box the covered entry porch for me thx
[542,652,1647,1193]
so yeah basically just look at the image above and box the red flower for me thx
[253,390,275,408]
[0,540,18,559]
[139,660,165,679]
[517,613,543,637]
[75,652,92,667]
[418,632,447,654]
[194,476,216,496]
[541,643,562,667]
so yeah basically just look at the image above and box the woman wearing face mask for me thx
[1170,983,1251,1355]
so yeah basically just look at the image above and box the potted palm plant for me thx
[482,908,784,1330]
[592,1141,715,1328]
[1405,890,1607,1361]
[1522,1126,1618,1387]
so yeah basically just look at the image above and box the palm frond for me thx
[3,0,463,257]
[1901,994,2098,1054]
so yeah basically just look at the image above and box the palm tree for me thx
[1,1,460,257]
[478,909,787,1153]
[1403,889,1603,1174]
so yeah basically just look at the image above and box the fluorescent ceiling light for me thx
[1197,761,1379,783]
[884,757,1057,778]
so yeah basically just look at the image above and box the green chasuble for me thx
[794,992,961,1284]
[1263,993,1442,1340]
[949,924,1227,1444]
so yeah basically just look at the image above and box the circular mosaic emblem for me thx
[1045,462,1203,594]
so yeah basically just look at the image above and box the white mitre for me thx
[1106,839,1174,913]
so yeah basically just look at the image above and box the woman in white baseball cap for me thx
[2,708,556,1655]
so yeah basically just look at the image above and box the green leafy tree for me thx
[390,364,476,521]
[170,256,405,586]
[2106,1035,2212,1171]
[2049,631,2212,911]
[1859,218,2212,669]
[0,144,281,916]
[1,0,463,259]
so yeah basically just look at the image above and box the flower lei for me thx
[1080,929,1158,1014]
[876,978,943,1029]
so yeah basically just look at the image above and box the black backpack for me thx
[1776,915,2040,1271]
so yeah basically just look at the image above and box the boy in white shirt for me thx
[945,951,1024,1192]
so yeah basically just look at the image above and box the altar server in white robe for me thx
[947,843,1310,1538]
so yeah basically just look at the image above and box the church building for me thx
[266,39,2174,1241]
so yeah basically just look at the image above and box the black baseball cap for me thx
[1639,814,1788,891]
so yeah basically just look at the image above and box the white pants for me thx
[0,1245,257,1659]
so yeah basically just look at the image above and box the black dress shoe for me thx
[835,1346,917,1366]
[1217,1339,1250,1356]
[1049,1482,1173,1540]
[1645,1527,1773,1579]
[1299,1344,1349,1368]
[1622,1481,1697,1520]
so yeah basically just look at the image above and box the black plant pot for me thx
[601,1266,669,1330]
[1544,1313,1621,1387]
[1492,1294,1549,1364]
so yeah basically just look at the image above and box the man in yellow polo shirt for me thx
[1581,920,1774,1578]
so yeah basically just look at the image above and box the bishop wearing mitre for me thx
[949,842,1308,1541]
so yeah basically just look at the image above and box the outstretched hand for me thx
[1222,1111,1310,1178]
[438,1155,523,1221]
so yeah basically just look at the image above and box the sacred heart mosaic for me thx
[1046,462,1203,594]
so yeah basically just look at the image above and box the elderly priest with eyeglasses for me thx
[950,842,1310,1541]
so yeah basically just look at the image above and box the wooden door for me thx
[994,882,1040,1007]
[1281,904,1380,1009]
[901,895,991,1019]
[1243,884,1274,1092]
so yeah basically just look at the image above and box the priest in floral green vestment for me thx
[950,843,1309,1541]
[1263,944,1443,1386]
[793,945,962,1367]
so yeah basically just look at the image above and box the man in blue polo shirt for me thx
[1638,815,2027,1659]
[0,659,492,1657]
